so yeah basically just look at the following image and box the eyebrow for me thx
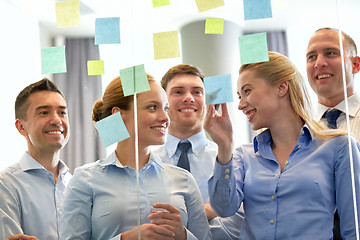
[35,105,67,111]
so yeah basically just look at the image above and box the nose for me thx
[159,109,169,125]
[183,92,195,103]
[314,54,328,69]
[238,97,246,111]
[50,112,62,125]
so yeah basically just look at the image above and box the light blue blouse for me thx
[209,126,360,240]
[60,151,211,240]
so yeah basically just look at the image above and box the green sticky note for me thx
[96,112,130,147]
[153,31,180,60]
[119,64,150,96]
[87,60,104,75]
[41,46,67,74]
[239,32,269,64]
[205,18,224,34]
[152,0,170,7]
[195,0,225,12]
[55,0,80,28]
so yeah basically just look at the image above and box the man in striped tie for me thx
[306,27,360,240]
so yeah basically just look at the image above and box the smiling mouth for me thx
[317,74,332,79]
[151,127,167,133]
[179,108,196,112]
[46,130,63,134]
[245,110,256,122]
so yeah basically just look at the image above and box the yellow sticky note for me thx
[153,31,180,60]
[195,0,224,12]
[205,18,224,34]
[152,0,170,7]
[87,60,104,75]
[56,0,81,28]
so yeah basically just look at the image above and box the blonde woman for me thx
[205,52,360,239]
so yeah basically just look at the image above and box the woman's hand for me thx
[149,203,186,240]
[204,103,233,165]
[121,223,176,240]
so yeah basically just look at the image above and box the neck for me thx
[168,124,202,140]
[318,90,353,108]
[270,114,304,150]
[115,139,150,170]
[28,149,60,182]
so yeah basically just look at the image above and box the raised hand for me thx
[204,103,233,165]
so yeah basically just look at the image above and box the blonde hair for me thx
[239,51,345,139]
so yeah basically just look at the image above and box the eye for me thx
[193,90,203,96]
[244,89,251,95]
[148,105,157,111]
[39,111,48,115]
[60,111,67,116]
[307,55,316,61]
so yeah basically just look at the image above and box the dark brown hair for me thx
[161,64,204,91]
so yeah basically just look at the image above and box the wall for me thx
[0,0,41,169]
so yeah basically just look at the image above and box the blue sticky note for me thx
[96,112,130,147]
[239,32,269,64]
[41,46,67,74]
[243,0,272,20]
[204,74,233,105]
[120,64,150,96]
[95,17,121,45]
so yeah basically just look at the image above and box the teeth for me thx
[317,74,332,79]
[152,127,166,132]
[246,112,255,120]
[48,131,62,134]
[181,109,195,112]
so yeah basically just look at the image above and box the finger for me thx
[220,103,229,117]
[6,234,39,240]
[152,203,179,213]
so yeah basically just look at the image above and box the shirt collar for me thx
[253,124,313,153]
[19,152,69,176]
[102,151,164,169]
[164,130,208,158]
[315,93,360,121]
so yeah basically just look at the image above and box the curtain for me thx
[54,38,106,173]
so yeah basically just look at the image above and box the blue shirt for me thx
[0,152,72,240]
[154,130,244,239]
[59,151,211,240]
[209,126,360,240]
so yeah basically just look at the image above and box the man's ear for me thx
[15,119,27,136]
[352,56,360,74]
[277,81,289,97]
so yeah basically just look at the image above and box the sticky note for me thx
[95,17,121,45]
[153,0,170,7]
[239,32,269,64]
[243,0,272,20]
[87,60,104,75]
[204,74,233,105]
[205,18,224,34]
[120,64,150,96]
[96,112,130,147]
[55,0,80,28]
[41,46,67,74]
[195,0,225,12]
[153,31,180,60]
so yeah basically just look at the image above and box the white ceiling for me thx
[5,0,360,38]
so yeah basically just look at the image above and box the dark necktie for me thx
[323,109,342,129]
[177,141,191,172]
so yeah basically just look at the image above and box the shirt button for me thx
[225,175,230,179]
[301,130,304,135]
[297,145,301,149]
[270,219,275,224]
[225,168,230,173]
[271,195,275,200]
[275,173,279,177]
[285,161,289,165]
